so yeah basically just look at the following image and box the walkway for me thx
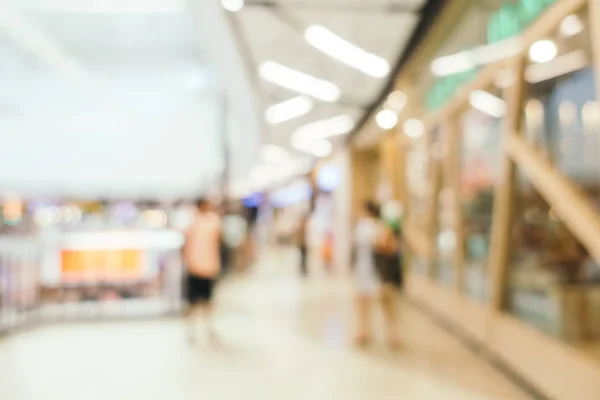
[0,254,534,400]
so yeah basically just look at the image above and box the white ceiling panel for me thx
[235,0,426,157]
[0,1,262,199]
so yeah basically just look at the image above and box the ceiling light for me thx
[291,115,354,147]
[469,90,506,118]
[304,25,390,78]
[221,0,244,12]
[265,96,313,125]
[376,109,398,129]
[403,119,424,138]
[259,61,340,102]
[261,145,289,163]
[559,14,584,38]
[529,40,558,63]
[387,91,407,112]
[525,50,587,83]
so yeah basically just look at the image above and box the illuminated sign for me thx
[61,249,143,282]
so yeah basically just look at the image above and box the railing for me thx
[0,230,185,335]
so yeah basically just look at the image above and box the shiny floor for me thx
[0,254,533,400]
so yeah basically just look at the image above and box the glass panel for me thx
[508,172,600,359]
[522,8,600,209]
[460,108,502,302]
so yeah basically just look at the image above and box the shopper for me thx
[353,201,400,348]
[297,213,309,277]
[182,198,222,344]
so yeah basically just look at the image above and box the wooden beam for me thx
[444,116,465,292]
[425,157,442,277]
[488,56,527,310]
[506,134,600,264]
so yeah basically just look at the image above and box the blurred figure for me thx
[182,198,222,344]
[297,212,309,277]
[353,201,399,348]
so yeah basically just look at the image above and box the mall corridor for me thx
[0,254,533,400]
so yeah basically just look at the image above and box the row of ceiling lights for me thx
[220,0,391,162]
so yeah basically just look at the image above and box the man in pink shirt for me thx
[183,198,221,344]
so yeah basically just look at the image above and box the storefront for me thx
[351,1,600,399]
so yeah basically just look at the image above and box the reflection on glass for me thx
[460,109,501,301]
[507,180,600,345]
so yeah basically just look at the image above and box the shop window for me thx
[508,172,600,357]
[521,9,600,207]
[406,135,430,233]
[430,127,455,286]
[460,108,502,301]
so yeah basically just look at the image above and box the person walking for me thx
[182,198,222,344]
[297,213,309,277]
[353,201,400,348]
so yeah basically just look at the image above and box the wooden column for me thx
[425,157,442,277]
[397,131,409,213]
[350,148,364,222]
[445,116,465,292]
[488,57,527,310]
[379,133,402,202]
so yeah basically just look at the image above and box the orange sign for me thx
[61,249,143,282]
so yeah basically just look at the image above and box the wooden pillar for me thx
[397,132,408,212]
[425,157,442,277]
[445,116,465,292]
[488,57,527,310]
[379,133,402,202]
[350,148,365,222]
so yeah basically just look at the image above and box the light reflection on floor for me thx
[0,254,533,400]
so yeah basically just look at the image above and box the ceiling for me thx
[233,0,426,152]
[0,0,430,199]
[0,0,262,199]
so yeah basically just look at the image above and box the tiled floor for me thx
[0,255,533,400]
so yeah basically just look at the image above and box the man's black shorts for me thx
[185,275,214,304]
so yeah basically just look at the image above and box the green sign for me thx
[426,0,558,111]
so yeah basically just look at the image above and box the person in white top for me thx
[354,201,400,348]
[183,198,221,344]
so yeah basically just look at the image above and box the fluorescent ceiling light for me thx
[265,96,313,125]
[221,0,244,12]
[304,25,390,78]
[529,39,558,63]
[261,144,289,163]
[525,50,587,83]
[469,90,506,118]
[376,109,398,129]
[386,91,407,112]
[403,119,424,138]
[291,115,354,148]
[560,14,584,38]
[259,61,341,102]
